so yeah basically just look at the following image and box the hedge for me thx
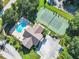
[45,3,74,21]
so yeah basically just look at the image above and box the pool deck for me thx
[10,24,31,41]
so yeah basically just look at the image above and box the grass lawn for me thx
[3,0,10,6]
[38,0,74,21]
[19,49,40,59]
[29,50,40,59]
[7,36,40,59]
[7,36,15,44]
[38,0,44,10]
[45,3,74,21]
[0,18,2,29]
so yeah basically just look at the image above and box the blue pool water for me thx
[16,24,24,32]
[15,17,29,32]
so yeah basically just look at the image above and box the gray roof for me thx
[22,37,34,49]
[23,31,39,49]
[22,24,44,49]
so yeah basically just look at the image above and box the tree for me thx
[16,0,38,23]
[68,36,79,59]
[59,12,79,59]
[71,14,79,30]
[0,33,5,40]
[0,18,2,31]
[59,49,73,59]
[0,0,3,11]
[3,7,15,23]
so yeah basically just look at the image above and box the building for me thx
[22,24,44,49]
[46,0,64,9]
[36,35,62,59]
[10,17,44,49]
[46,0,77,14]
[46,0,55,5]
[10,17,30,41]
[36,7,69,35]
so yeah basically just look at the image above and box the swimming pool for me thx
[15,17,29,32]
[16,24,25,32]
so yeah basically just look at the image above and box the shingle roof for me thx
[22,37,33,49]
[23,31,39,48]
[22,24,44,49]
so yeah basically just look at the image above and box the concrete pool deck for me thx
[10,24,31,41]
[9,17,31,41]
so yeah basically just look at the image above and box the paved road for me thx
[0,51,14,59]
[0,40,22,59]
[2,0,16,14]
[5,44,22,59]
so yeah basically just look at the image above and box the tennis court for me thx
[36,8,69,35]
